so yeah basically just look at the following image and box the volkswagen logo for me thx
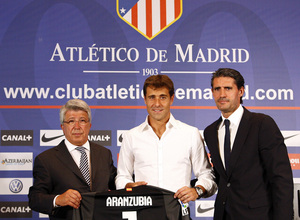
[9,179,23,193]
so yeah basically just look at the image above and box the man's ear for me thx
[239,86,245,97]
[170,94,175,105]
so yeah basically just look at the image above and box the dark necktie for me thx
[224,119,231,172]
[76,147,90,185]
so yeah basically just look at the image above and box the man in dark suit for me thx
[204,68,293,220]
[28,99,117,220]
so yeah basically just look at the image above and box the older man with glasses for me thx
[28,99,117,220]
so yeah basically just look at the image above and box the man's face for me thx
[144,86,174,124]
[212,76,244,118]
[61,110,91,146]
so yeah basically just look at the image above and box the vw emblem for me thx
[9,179,23,193]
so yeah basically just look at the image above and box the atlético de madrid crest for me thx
[117,0,182,41]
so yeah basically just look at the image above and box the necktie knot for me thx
[76,146,85,153]
[224,119,230,127]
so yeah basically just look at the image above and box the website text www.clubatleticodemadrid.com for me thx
[2,84,294,101]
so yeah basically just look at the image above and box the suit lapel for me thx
[55,141,87,184]
[227,108,251,177]
[90,142,97,187]
[90,141,105,191]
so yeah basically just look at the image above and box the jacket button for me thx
[227,183,231,187]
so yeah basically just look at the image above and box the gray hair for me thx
[59,99,91,124]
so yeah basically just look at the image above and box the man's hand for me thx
[174,186,198,203]
[125,181,147,188]
[55,189,82,209]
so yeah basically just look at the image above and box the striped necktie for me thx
[75,146,90,185]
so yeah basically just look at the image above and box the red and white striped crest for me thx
[117,0,182,40]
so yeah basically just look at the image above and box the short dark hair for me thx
[211,68,245,104]
[143,75,174,97]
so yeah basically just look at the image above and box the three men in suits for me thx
[28,99,117,220]
[204,68,293,220]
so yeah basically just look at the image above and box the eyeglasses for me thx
[63,119,89,126]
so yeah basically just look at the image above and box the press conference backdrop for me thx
[1,0,300,219]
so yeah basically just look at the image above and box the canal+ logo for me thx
[1,130,33,146]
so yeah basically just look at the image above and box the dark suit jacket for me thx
[204,107,293,220]
[28,140,117,220]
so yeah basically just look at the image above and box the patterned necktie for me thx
[75,146,90,185]
[224,119,231,172]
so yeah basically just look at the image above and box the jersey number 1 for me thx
[122,211,137,220]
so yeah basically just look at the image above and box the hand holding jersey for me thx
[125,181,148,188]
[174,185,205,203]
[55,189,82,209]
[126,182,204,203]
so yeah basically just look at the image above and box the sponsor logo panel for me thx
[40,130,112,146]
[1,130,33,146]
[0,152,33,171]
[282,131,300,147]
[0,202,32,218]
[0,178,32,195]
[195,200,214,217]
[39,213,49,218]
[294,178,300,183]
[289,154,300,170]
[88,130,111,146]
[117,130,128,146]
[40,130,64,146]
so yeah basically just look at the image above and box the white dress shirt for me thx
[65,139,91,169]
[116,114,217,196]
[218,105,244,168]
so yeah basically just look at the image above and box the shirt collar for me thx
[141,113,177,132]
[65,138,90,152]
[220,105,244,128]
